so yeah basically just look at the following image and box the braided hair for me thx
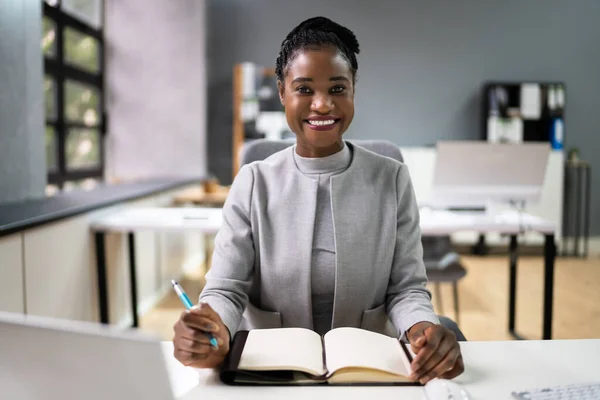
[275,16,360,84]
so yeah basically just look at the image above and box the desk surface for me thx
[162,339,600,400]
[90,207,223,233]
[91,207,556,236]
[419,208,556,235]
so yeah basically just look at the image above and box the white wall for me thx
[104,0,208,182]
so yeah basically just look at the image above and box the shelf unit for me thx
[232,63,278,179]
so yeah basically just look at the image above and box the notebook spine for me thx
[219,330,250,384]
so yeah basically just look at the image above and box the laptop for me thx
[0,311,177,400]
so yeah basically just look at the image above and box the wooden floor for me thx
[140,254,600,342]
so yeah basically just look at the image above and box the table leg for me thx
[543,234,556,340]
[95,231,109,324]
[509,234,556,340]
[574,168,582,256]
[508,235,521,339]
[583,167,591,258]
[128,232,139,328]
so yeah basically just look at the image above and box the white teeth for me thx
[308,119,335,126]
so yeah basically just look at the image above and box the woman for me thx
[173,16,464,384]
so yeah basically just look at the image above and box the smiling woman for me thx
[172,16,465,385]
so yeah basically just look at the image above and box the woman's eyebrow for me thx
[291,77,312,84]
[330,76,349,82]
[291,76,350,84]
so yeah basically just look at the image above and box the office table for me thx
[419,209,557,340]
[161,339,600,400]
[90,207,556,339]
[90,207,222,327]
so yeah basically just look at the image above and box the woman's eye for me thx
[296,86,312,94]
[331,86,346,94]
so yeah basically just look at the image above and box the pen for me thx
[171,280,219,349]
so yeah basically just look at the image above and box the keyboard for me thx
[512,382,600,399]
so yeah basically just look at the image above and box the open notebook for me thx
[220,327,419,385]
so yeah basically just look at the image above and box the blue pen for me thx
[171,280,219,349]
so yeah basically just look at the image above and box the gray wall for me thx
[207,0,600,234]
[104,0,207,182]
[0,0,45,204]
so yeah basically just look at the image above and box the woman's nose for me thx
[311,93,333,113]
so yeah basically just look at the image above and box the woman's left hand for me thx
[407,321,464,384]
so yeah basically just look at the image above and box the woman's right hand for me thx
[173,302,230,368]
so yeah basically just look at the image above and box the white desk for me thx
[90,206,223,233]
[420,209,557,341]
[419,209,555,236]
[90,207,557,339]
[89,207,222,328]
[161,340,600,400]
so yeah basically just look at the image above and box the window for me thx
[42,0,105,190]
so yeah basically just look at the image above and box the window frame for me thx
[43,1,106,188]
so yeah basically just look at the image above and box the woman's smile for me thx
[304,115,342,131]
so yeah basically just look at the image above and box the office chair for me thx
[239,139,468,335]
[421,236,467,325]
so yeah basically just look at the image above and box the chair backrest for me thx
[240,139,403,167]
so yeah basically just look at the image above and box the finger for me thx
[415,341,459,384]
[179,309,221,329]
[177,337,214,354]
[181,312,220,333]
[411,338,453,380]
[176,314,224,344]
[408,326,429,354]
[409,334,427,354]
[410,327,444,373]
[441,353,465,380]
[418,351,458,385]
[181,325,227,349]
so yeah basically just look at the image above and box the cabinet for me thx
[4,184,203,325]
[0,234,25,313]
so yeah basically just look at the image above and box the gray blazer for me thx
[200,141,439,339]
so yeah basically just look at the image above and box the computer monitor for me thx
[0,312,176,400]
[429,141,550,208]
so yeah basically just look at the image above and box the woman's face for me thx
[278,46,355,157]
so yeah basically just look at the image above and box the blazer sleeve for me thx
[199,164,255,336]
[386,163,440,340]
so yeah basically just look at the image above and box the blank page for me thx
[238,328,325,376]
[324,327,410,376]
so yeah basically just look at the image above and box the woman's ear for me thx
[277,80,285,105]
